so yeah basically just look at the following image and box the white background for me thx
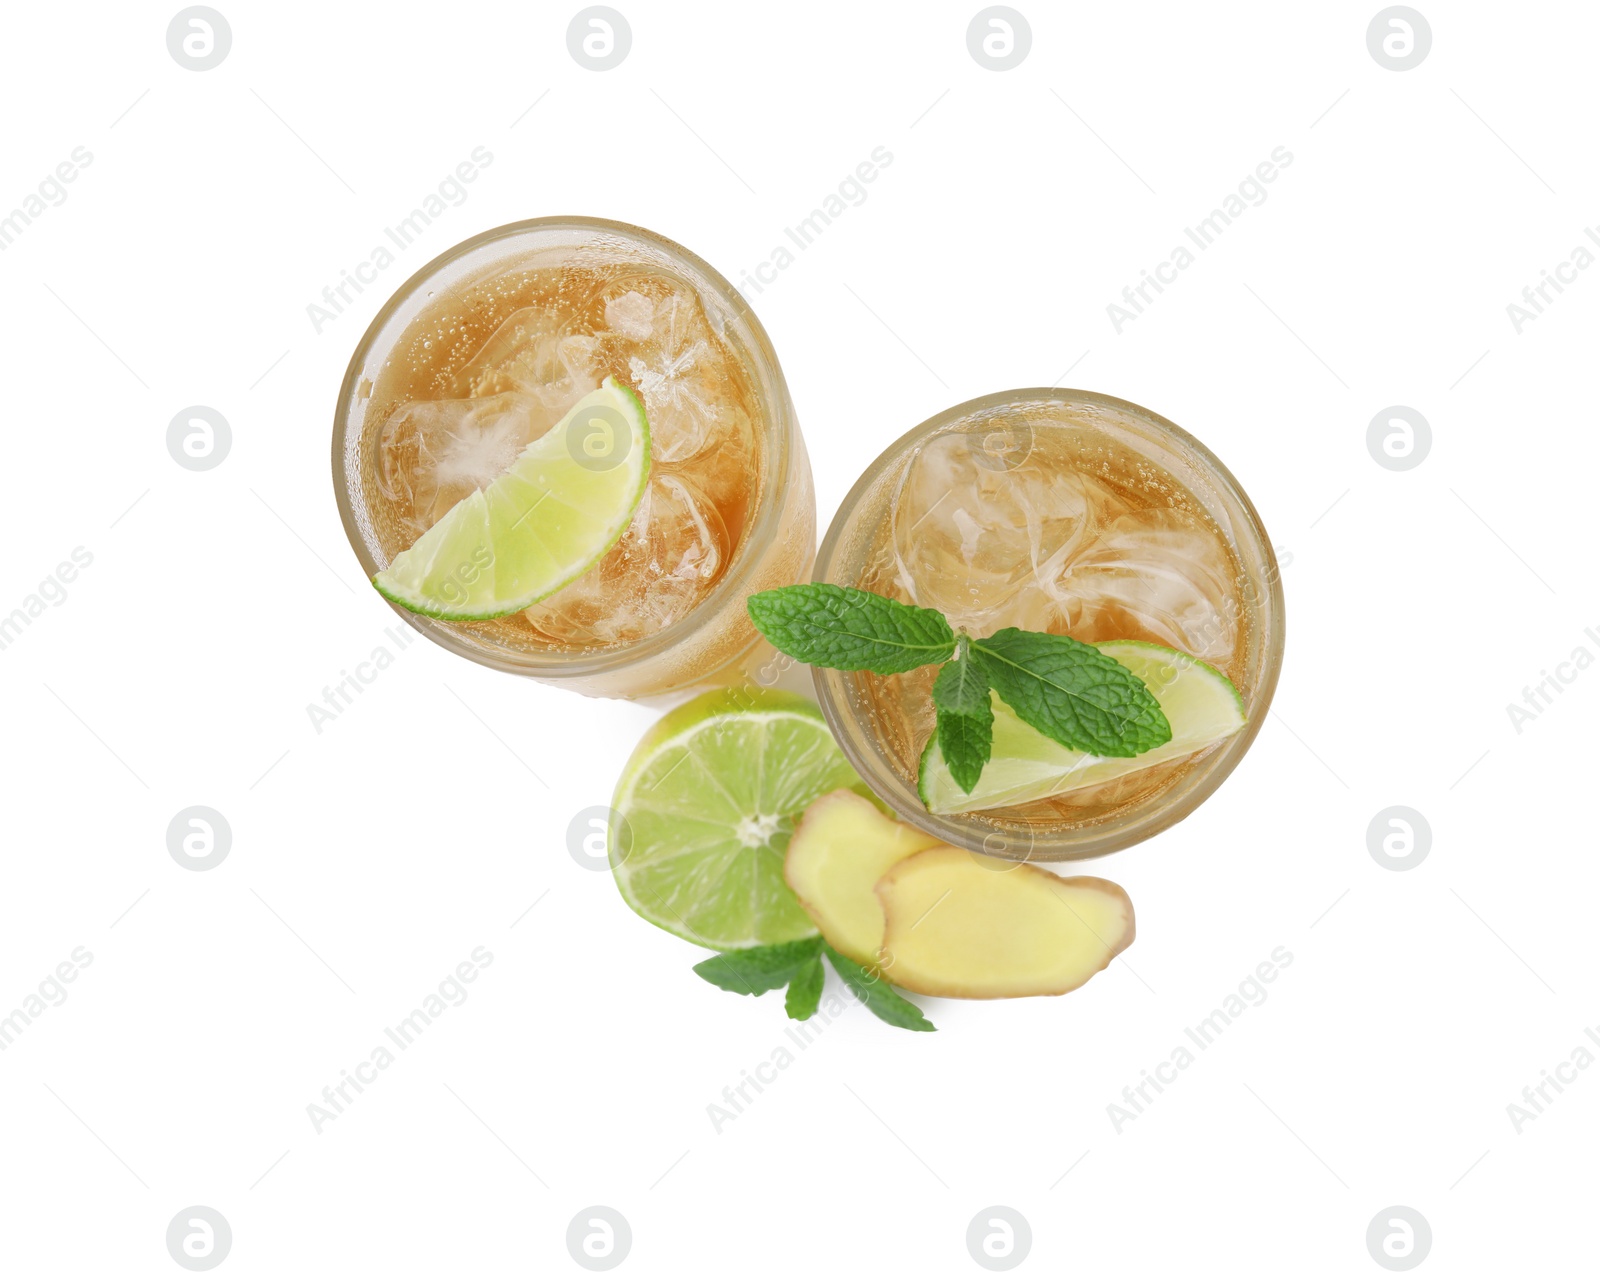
[2,1,1595,1273]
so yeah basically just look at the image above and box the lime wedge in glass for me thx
[374,376,650,620]
[611,688,868,951]
[919,640,1246,815]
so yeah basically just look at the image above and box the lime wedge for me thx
[611,688,868,951]
[918,641,1246,815]
[374,377,650,620]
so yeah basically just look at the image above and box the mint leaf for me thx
[971,629,1171,758]
[935,708,992,794]
[932,646,990,717]
[693,937,823,996]
[932,652,992,793]
[823,944,936,1032]
[747,584,955,675]
[784,954,825,1020]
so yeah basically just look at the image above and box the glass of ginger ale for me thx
[811,388,1285,860]
[333,217,814,699]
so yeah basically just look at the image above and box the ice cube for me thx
[1058,508,1238,662]
[452,306,601,414]
[378,392,542,530]
[523,473,728,646]
[890,429,1110,634]
[601,283,736,464]
[603,290,655,340]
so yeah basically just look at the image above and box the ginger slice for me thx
[784,790,945,965]
[876,848,1134,998]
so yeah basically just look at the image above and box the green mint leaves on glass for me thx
[930,645,994,794]
[745,583,956,674]
[747,583,1172,795]
[969,627,1170,759]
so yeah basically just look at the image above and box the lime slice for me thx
[918,641,1246,815]
[374,377,650,620]
[611,688,868,951]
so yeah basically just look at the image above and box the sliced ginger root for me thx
[876,847,1134,999]
[784,790,945,965]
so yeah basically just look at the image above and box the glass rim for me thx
[810,385,1287,862]
[330,214,798,680]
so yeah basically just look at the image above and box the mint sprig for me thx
[746,584,1172,792]
[691,937,936,1032]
